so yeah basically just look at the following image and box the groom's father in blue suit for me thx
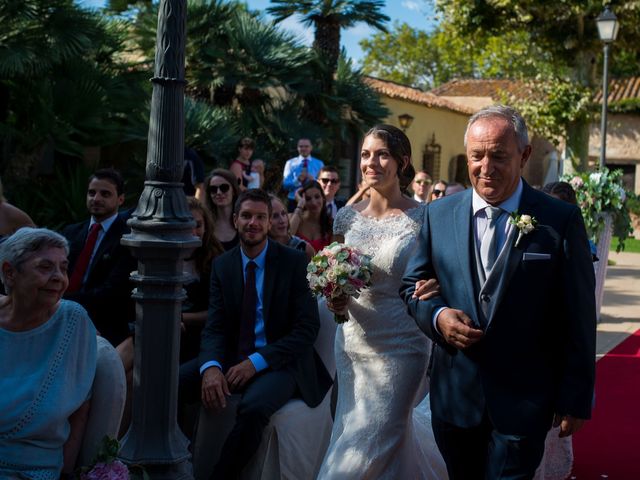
[401,105,596,479]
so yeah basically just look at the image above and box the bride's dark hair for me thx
[363,124,415,191]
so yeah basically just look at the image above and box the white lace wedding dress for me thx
[317,205,448,479]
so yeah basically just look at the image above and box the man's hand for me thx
[201,367,230,410]
[413,278,440,301]
[437,308,483,349]
[553,414,585,438]
[225,359,257,392]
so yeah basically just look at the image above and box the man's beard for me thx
[240,230,267,247]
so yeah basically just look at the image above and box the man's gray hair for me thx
[0,227,69,286]
[464,105,529,152]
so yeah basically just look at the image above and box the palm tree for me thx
[267,0,389,94]
[0,0,149,178]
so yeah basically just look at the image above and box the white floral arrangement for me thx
[563,167,632,252]
[509,212,537,247]
[306,242,372,323]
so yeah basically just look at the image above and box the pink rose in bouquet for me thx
[306,242,372,323]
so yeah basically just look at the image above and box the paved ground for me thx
[597,251,640,358]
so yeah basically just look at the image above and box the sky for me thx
[78,0,437,65]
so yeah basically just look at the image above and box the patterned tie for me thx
[238,261,258,358]
[67,223,102,293]
[480,206,503,277]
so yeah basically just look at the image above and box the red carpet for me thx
[571,329,640,479]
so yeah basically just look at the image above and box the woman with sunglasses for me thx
[429,180,448,202]
[204,169,240,251]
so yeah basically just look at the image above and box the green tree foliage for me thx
[360,21,553,89]
[125,0,387,168]
[0,0,149,179]
[433,0,640,169]
[267,0,389,94]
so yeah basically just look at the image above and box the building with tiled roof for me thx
[428,77,640,194]
[363,77,474,183]
[590,76,640,194]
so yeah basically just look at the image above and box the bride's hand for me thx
[327,295,349,314]
[413,278,440,301]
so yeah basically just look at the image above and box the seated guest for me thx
[196,189,332,477]
[205,169,241,251]
[411,170,433,203]
[289,180,332,252]
[230,137,264,191]
[0,177,35,238]
[268,194,315,260]
[0,228,97,478]
[181,197,224,363]
[429,179,448,202]
[62,168,136,347]
[317,166,345,220]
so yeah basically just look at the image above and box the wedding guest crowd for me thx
[0,112,598,479]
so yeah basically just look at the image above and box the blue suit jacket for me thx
[401,181,596,435]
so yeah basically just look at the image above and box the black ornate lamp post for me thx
[119,1,198,478]
[596,6,620,170]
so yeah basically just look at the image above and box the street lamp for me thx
[398,113,414,132]
[596,6,620,170]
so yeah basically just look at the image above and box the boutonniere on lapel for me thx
[509,211,537,247]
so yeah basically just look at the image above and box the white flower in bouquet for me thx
[589,172,602,184]
[306,242,373,323]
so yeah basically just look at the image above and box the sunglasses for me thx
[432,189,446,197]
[414,179,432,185]
[319,178,339,185]
[208,183,231,194]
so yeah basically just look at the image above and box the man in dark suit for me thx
[401,105,596,479]
[199,188,332,478]
[62,168,135,346]
[317,166,345,220]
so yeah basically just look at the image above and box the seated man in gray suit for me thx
[198,188,332,478]
[401,105,596,479]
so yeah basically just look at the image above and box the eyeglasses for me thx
[319,178,339,185]
[432,189,446,197]
[208,183,231,194]
[414,179,432,185]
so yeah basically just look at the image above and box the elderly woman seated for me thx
[0,227,97,478]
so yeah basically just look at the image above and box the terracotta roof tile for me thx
[594,76,640,103]
[364,76,476,115]
[429,79,534,100]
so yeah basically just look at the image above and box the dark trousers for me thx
[432,413,548,480]
[210,369,297,479]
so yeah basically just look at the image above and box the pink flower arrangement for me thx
[81,460,129,480]
[306,242,372,323]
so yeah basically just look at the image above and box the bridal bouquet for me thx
[306,242,372,324]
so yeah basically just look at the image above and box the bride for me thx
[317,125,447,479]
